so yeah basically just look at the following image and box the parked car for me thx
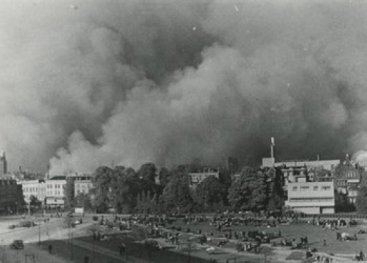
[10,240,24,250]
[71,218,83,227]
[19,221,36,228]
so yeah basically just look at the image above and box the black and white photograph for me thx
[0,0,367,262]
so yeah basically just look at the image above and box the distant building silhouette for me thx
[0,151,7,177]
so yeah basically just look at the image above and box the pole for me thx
[92,237,95,263]
[70,231,74,260]
[38,222,41,246]
[188,242,192,263]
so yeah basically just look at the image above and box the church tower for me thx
[0,151,7,177]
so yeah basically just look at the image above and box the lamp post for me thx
[38,221,41,246]
[187,241,192,263]
[69,229,74,260]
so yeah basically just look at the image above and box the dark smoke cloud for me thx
[1,0,367,174]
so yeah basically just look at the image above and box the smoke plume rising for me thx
[2,0,367,174]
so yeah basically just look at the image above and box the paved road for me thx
[67,239,149,263]
[0,218,67,245]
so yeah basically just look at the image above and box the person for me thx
[323,239,327,246]
[291,238,297,249]
[48,244,53,254]
[359,251,365,261]
[119,242,126,256]
[306,248,312,258]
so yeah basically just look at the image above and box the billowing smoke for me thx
[2,0,367,174]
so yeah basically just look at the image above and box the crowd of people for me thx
[88,213,366,262]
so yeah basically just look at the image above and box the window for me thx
[313,186,318,191]
[292,186,298,191]
[322,186,331,190]
[300,186,309,191]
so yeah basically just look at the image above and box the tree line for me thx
[65,163,285,214]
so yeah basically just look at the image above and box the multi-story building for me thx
[308,167,333,182]
[73,174,93,196]
[0,152,23,213]
[19,180,46,204]
[0,178,20,213]
[188,167,219,187]
[261,138,340,196]
[45,176,66,208]
[286,181,335,214]
[333,156,363,203]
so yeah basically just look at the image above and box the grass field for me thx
[32,217,367,263]
[167,219,367,254]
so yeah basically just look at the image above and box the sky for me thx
[1,0,367,174]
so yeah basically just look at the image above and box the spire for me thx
[270,137,275,159]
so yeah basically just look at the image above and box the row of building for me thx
[0,140,365,215]
[261,138,366,215]
[0,151,94,212]
[19,174,93,208]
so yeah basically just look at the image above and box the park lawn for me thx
[166,219,367,255]
[77,231,266,263]
[64,218,367,262]
[78,233,210,263]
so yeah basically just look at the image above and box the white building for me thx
[19,180,46,204]
[188,168,219,187]
[73,175,93,196]
[285,181,335,214]
[45,176,66,208]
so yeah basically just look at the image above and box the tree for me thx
[356,185,367,214]
[92,166,116,213]
[29,195,42,210]
[335,190,354,212]
[228,167,267,212]
[75,193,92,211]
[114,166,141,213]
[137,163,159,199]
[16,185,26,213]
[194,176,226,211]
[158,167,171,188]
[161,167,193,213]
[64,176,75,210]
[266,168,284,212]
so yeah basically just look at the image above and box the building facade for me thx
[0,178,20,213]
[73,175,93,196]
[188,168,219,187]
[45,176,66,208]
[333,157,363,203]
[285,181,335,214]
[19,179,46,204]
